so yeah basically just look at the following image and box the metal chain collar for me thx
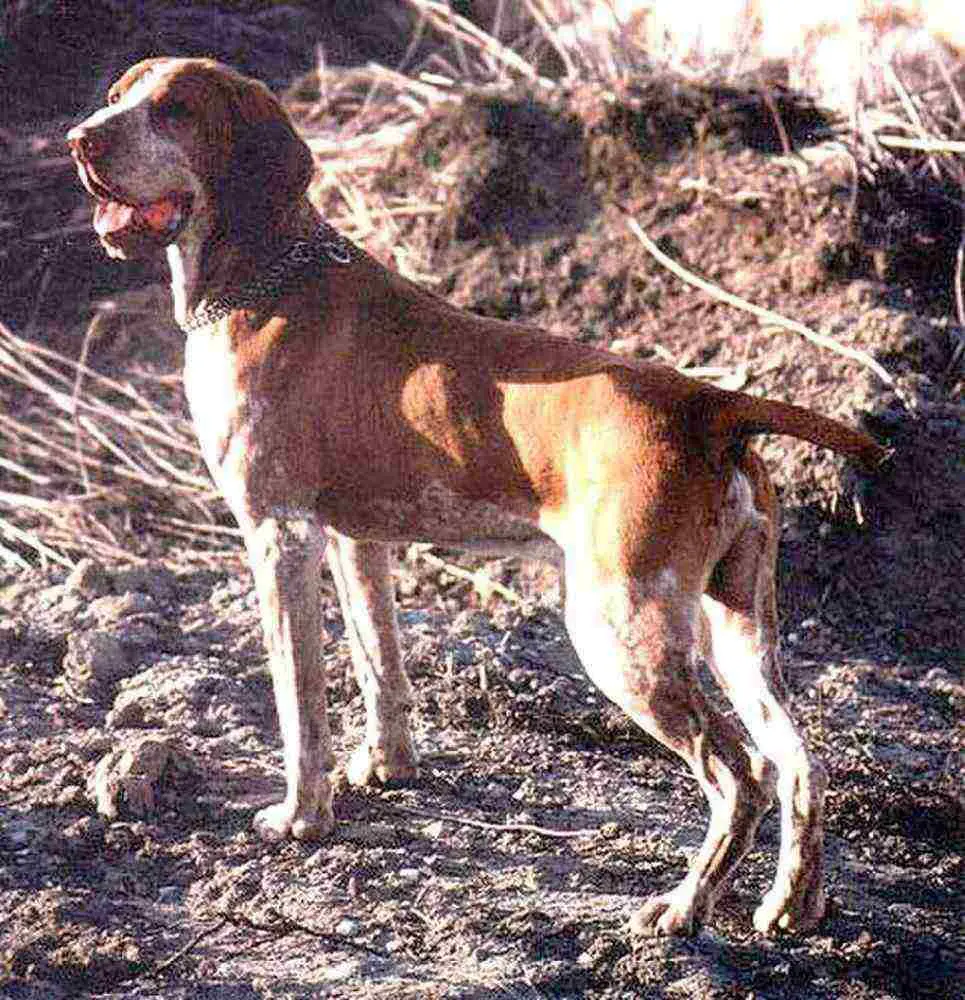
[179,223,354,333]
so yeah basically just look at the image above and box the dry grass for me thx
[0,319,231,569]
[0,4,961,570]
[852,65,965,324]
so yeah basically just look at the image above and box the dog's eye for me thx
[151,98,193,130]
[165,101,191,122]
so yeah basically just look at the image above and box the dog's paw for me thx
[346,738,419,788]
[629,890,706,937]
[253,800,334,842]
[753,882,825,935]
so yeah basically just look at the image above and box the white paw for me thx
[753,883,825,935]
[253,800,334,842]
[346,739,418,787]
[629,890,706,937]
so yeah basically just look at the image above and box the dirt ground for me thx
[1,59,962,1000]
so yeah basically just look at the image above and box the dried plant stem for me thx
[874,135,965,154]
[955,227,965,328]
[402,0,543,83]
[151,919,229,975]
[881,61,942,181]
[624,215,896,389]
[215,909,389,958]
[387,801,596,839]
[414,547,525,606]
[0,515,73,568]
[0,314,225,566]
[522,0,576,78]
[72,316,96,493]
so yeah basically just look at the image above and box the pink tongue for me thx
[94,198,179,239]
[94,200,139,238]
[142,199,177,231]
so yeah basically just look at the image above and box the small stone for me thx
[37,584,65,608]
[336,917,361,937]
[86,592,155,625]
[64,558,112,598]
[113,565,176,602]
[397,867,420,885]
[157,885,184,905]
[55,784,87,808]
[506,667,530,690]
[320,960,358,982]
[423,820,445,839]
[61,631,131,702]
[396,570,419,598]
[609,334,649,356]
[110,616,162,650]
[106,694,146,729]
[62,815,105,844]
[923,668,957,689]
[88,736,196,821]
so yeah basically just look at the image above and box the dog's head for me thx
[66,57,314,260]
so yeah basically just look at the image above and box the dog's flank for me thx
[68,57,887,939]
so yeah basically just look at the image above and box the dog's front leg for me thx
[246,517,335,841]
[325,531,419,787]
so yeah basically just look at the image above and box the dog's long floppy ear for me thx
[217,73,314,248]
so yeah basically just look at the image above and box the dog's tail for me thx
[706,388,890,471]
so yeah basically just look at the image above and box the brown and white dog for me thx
[67,58,887,937]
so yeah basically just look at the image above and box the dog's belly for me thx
[319,480,561,561]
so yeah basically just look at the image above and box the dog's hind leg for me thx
[564,559,774,936]
[702,455,826,934]
[325,532,419,787]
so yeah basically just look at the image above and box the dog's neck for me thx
[167,199,321,330]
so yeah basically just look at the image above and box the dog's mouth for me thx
[76,161,192,255]
[93,191,193,248]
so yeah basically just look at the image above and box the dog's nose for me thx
[66,125,107,160]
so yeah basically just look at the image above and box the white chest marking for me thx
[183,331,252,516]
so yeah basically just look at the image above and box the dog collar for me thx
[179,223,354,333]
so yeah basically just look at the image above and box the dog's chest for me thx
[183,332,252,510]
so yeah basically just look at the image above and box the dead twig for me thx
[386,801,597,839]
[0,514,73,569]
[956,225,965,328]
[0,316,225,567]
[402,0,544,84]
[216,908,389,958]
[623,214,897,390]
[874,134,965,154]
[756,76,816,224]
[71,315,97,494]
[152,919,229,975]
[414,547,525,607]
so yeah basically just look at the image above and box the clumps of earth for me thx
[1,516,960,997]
